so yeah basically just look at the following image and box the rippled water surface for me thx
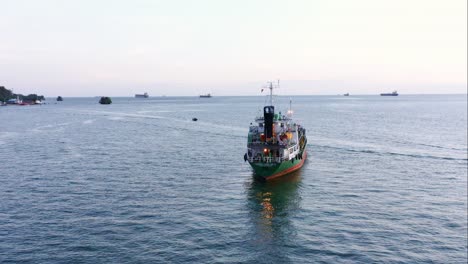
[1,95,467,263]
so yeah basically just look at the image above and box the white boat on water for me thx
[7,96,22,104]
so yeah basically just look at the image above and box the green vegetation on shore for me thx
[0,86,45,102]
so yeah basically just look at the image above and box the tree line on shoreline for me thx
[0,86,45,102]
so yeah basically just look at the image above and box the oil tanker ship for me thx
[244,82,307,180]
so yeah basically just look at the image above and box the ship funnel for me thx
[264,106,274,139]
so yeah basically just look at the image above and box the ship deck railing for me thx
[248,141,297,148]
[255,116,291,122]
[248,156,287,163]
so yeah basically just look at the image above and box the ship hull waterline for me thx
[249,151,307,181]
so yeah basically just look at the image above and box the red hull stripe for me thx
[265,151,307,180]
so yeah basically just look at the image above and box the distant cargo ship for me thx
[380,91,398,96]
[135,92,149,98]
[200,93,212,98]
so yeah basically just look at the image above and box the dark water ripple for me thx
[315,144,468,162]
[0,95,467,263]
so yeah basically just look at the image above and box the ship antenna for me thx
[269,81,273,106]
[287,97,294,117]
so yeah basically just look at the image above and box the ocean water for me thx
[0,95,466,263]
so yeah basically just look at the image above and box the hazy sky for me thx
[1,0,466,96]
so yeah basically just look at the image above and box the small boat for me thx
[200,93,212,98]
[6,96,22,105]
[135,92,149,98]
[57,96,63,101]
[380,91,398,96]
[192,118,198,121]
[244,81,308,181]
[99,97,112,104]
[344,93,349,96]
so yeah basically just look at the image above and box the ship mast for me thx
[287,97,294,117]
[266,79,280,106]
[268,81,273,106]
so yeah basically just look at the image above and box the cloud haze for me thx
[1,0,466,96]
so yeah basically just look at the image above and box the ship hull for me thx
[249,151,307,180]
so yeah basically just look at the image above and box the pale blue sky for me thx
[1,0,466,96]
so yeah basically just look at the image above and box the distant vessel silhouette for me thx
[344,93,349,96]
[135,92,149,98]
[200,93,212,98]
[381,91,398,96]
